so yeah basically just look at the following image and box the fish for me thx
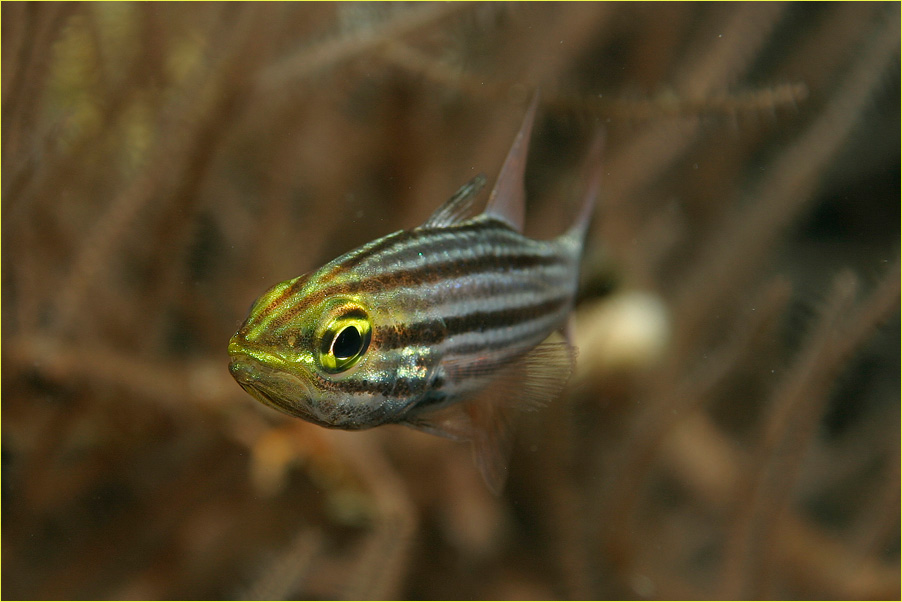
[228,93,602,493]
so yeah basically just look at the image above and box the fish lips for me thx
[228,354,329,427]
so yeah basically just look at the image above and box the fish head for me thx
[228,273,439,429]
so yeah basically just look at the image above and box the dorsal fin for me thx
[420,174,487,229]
[483,91,541,233]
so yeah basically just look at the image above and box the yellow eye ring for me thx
[318,309,372,373]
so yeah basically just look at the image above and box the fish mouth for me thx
[228,353,328,426]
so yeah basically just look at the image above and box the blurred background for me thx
[2,2,899,599]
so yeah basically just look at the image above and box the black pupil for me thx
[332,326,362,359]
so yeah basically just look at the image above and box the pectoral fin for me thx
[404,340,575,494]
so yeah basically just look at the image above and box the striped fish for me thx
[228,95,602,493]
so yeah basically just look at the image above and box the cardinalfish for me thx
[228,94,602,493]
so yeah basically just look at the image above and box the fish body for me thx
[228,95,602,492]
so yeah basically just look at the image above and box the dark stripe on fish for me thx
[319,218,512,281]
[442,314,565,357]
[376,295,570,351]
[443,295,569,337]
[376,320,447,349]
[311,373,419,397]
[246,275,309,329]
[319,230,417,280]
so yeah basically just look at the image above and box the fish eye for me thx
[332,325,364,359]
[318,308,372,373]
